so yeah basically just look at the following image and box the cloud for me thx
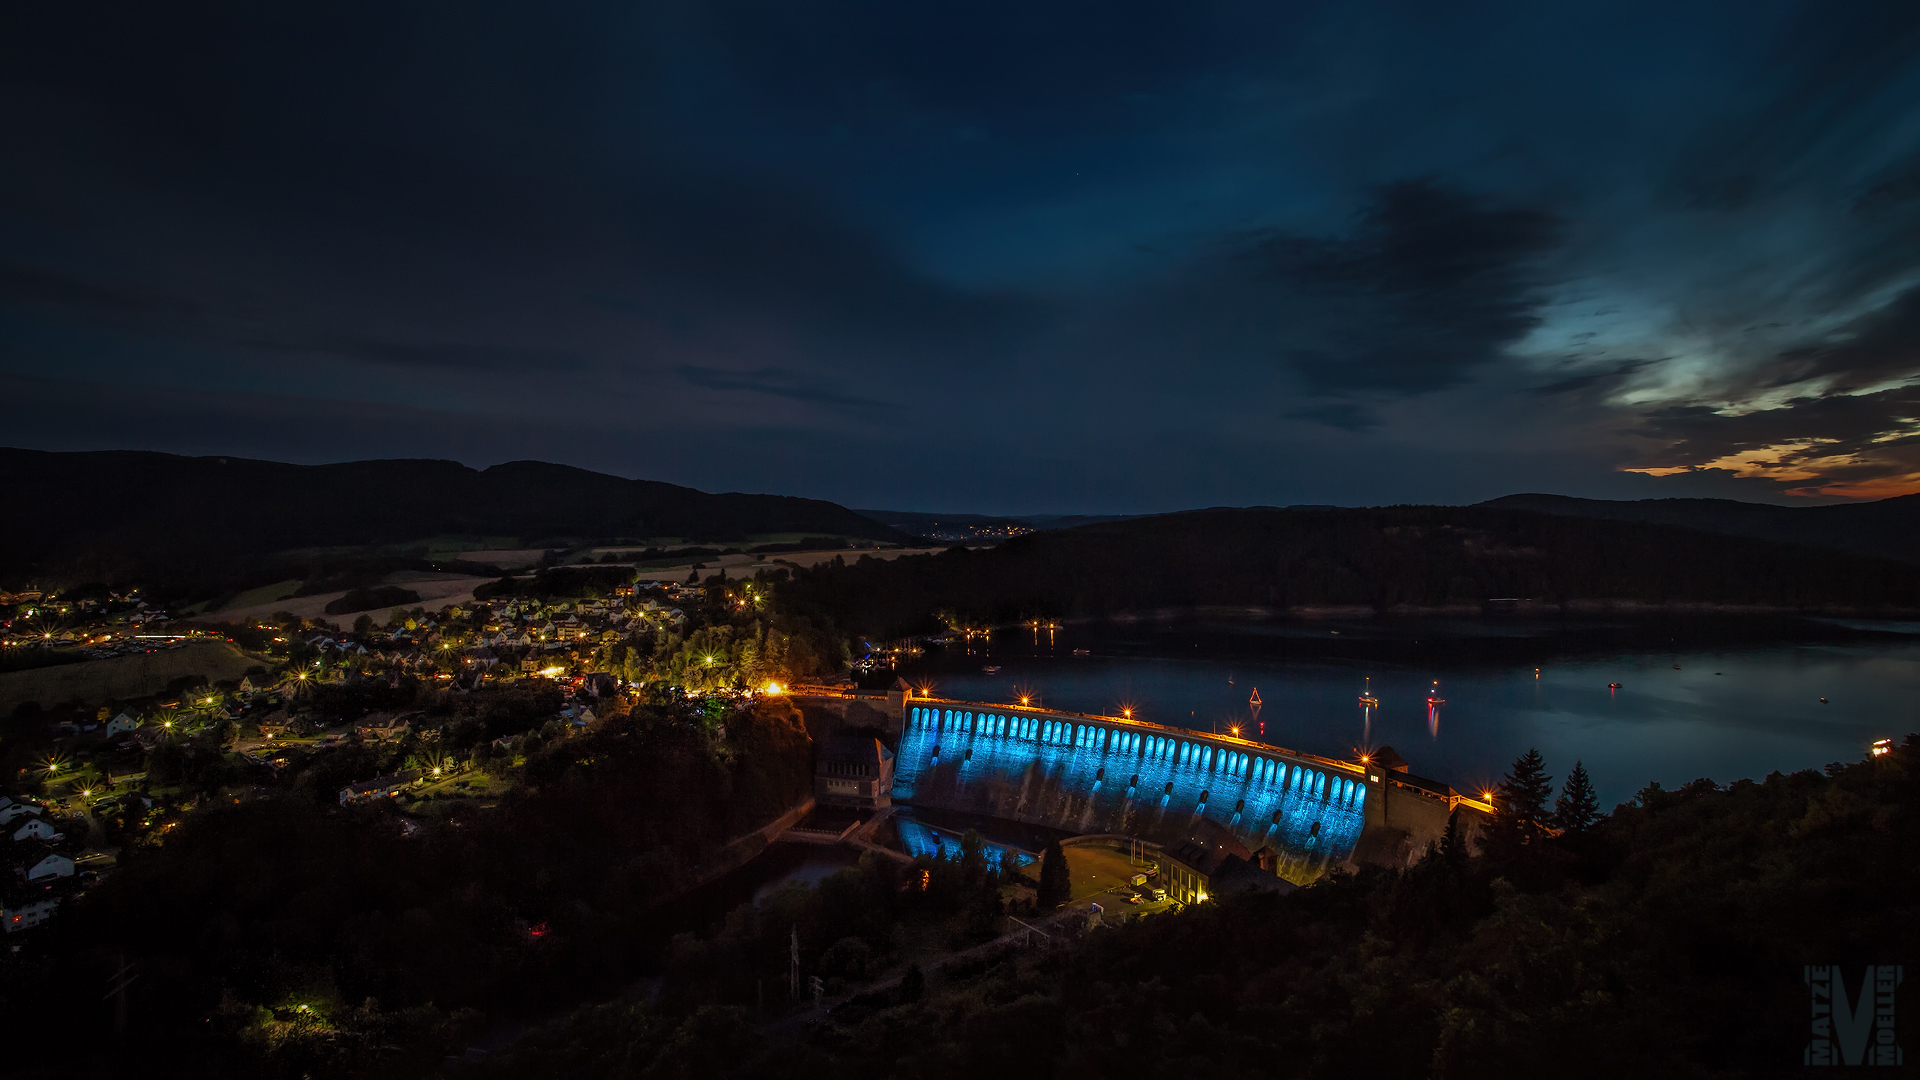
[674,364,888,409]
[1288,401,1375,431]
[0,262,202,322]
[10,0,1920,508]
[249,336,592,373]
[1853,157,1920,214]
[1767,284,1920,394]
[0,262,591,373]
[1530,358,1662,397]
[1624,275,1920,496]
[1239,179,1562,397]
[1633,385,1920,497]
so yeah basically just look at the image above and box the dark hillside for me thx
[0,449,909,592]
[436,736,1920,1079]
[1482,492,1920,564]
[780,505,1920,637]
[755,738,1920,1078]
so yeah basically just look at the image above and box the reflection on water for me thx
[905,619,1920,808]
[892,810,1036,872]
[752,850,861,905]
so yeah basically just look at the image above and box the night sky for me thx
[5,1,1920,513]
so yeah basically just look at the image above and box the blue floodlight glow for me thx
[896,703,1365,881]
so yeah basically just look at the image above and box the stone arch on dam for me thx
[892,700,1380,884]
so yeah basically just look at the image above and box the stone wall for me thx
[792,691,904,746]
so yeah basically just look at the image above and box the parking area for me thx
[1061,844,1180,918]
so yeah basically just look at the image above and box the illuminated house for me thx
[3,894,59,934]
[816,736,895,809]
[338,774,413,806]
[1165,818,1291,904]
[25,853,73,882]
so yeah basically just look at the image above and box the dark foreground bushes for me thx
[483,735,1920,1079]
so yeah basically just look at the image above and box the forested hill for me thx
[1482,491,1920,564]
[0,448,909,591]
[779,505,1920,637]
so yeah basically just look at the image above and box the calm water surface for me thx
[896,618,1920,808]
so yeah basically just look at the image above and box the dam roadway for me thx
[882,696,1491,884]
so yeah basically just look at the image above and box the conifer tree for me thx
[1494,747,1553,847]
[1439,808,1467,864]
[1554,760,1600,834]
[1037,840,1071,908]
[897,963,924,1005]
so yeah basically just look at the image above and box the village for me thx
[0,587,186,659]
[1,572,791,939]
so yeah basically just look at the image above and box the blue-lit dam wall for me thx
[894,704,1369,883]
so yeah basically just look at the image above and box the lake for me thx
[892,615,1920,808]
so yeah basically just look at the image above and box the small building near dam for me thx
[816,735,896,809]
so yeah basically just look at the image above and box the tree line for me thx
[773,506,1920,638]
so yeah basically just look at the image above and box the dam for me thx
[793,687,1491,885]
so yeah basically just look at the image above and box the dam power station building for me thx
[796,685,1492,887]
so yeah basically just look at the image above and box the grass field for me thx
[0,639,263,715]
[210,579,303,613]
[207,572,495,627]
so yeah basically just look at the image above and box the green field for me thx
[0,639,263,715]
[210,579,302,613]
